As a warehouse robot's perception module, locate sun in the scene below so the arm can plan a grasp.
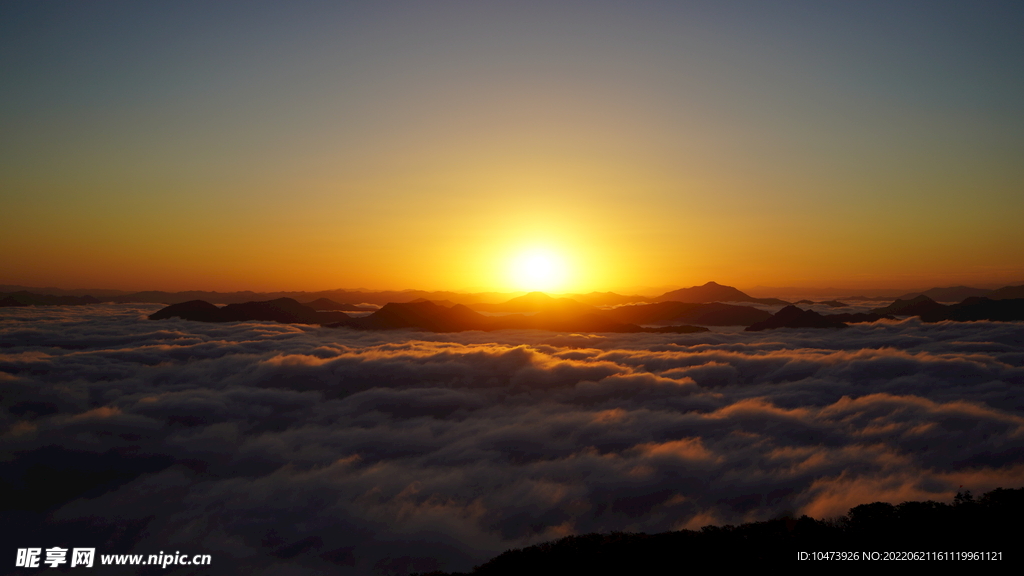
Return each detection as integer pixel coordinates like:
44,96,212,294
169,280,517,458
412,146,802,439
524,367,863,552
510,248,568,292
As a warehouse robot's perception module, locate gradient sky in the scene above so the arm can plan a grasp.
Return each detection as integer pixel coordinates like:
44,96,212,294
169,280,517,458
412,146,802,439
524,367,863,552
3,1,1023,293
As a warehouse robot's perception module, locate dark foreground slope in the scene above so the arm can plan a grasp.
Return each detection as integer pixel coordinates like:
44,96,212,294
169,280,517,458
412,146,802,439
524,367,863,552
414,488,1023,575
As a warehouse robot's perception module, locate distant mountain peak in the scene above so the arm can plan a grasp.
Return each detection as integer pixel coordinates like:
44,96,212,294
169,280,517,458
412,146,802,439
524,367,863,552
515,292,554,301
655,281,788,305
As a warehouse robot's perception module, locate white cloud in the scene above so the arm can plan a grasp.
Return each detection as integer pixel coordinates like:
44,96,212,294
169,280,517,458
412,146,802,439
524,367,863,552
2,304,1022,574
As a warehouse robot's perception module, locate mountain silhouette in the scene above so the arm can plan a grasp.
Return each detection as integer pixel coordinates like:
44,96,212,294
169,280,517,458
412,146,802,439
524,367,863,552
469,292,599,314
654,282,788,305
425,487,1023,573
0,291,101,306
987,284,1024,300
562,291,651,306
603,301,772,326
674,302,775,325
919,297,1024,322
151,298,708,333
301,298,370,311
220,298,345,323
11,282,1024,310
896,285,991,302
871,295,946,316
601,302,702,324
331,301,487,332
409,297,458,307
745,306,847,331
865,295,1024,322
825,312,894,323
148,300,228,321
331,301,707,333
149,298,350,324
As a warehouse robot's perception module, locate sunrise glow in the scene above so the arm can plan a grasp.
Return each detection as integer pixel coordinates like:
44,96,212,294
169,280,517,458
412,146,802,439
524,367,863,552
509,248,568,292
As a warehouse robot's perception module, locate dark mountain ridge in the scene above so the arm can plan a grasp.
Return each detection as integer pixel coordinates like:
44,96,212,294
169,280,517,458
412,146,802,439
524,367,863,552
746,306,848,331
151,298,709,334
654,281,789,305
149,298,351,324
3,281,782,308
413,487,1023,574
603,301,772,326
0,291,102,307
123,289,521,306
871,295,947,317
332,301,707,333
745,295,1024,331
919,297,1024,323
987,284,1024,300
301,297,374,311
469,292,600,314
220,298,351,324
895,285,992,302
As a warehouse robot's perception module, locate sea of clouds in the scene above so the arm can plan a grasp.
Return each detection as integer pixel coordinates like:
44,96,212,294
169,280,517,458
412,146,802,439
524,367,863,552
2,304,1023,574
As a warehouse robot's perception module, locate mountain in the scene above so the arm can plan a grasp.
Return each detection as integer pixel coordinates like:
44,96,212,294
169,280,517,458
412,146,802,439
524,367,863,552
674,302,774,326
0,285,130,297
0,291,101,306
841,295,902,301
301,298,373,311
987,284,1024,300
919,297,1024,323
825,312,894,323
331,300,707,333
562,291,652,306
601,302,702,324
219,298,348,323
896,286,992,302
871,295,947,317
746,306,848,331
437,487,1024,573
593,301,773,327
108,289,521,306
469,292,599,314
654,282,788,305
408,298,458,307
331,301,488,332
149,300,229,322
152,298,708,334
112,290,268,305
149,298,350,324
792,299,846,307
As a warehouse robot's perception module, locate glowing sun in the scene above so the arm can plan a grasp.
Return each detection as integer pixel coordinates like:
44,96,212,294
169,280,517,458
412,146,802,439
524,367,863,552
510,249,568,292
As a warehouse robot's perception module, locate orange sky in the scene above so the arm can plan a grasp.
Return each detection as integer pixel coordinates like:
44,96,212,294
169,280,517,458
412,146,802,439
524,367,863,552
3,3,1023,293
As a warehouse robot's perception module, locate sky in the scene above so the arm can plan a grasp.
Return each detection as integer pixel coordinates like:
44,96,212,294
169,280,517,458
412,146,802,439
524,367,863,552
2,1,1023,293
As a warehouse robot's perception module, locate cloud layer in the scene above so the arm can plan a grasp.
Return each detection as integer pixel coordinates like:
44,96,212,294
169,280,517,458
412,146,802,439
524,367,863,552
2,304,1023,574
